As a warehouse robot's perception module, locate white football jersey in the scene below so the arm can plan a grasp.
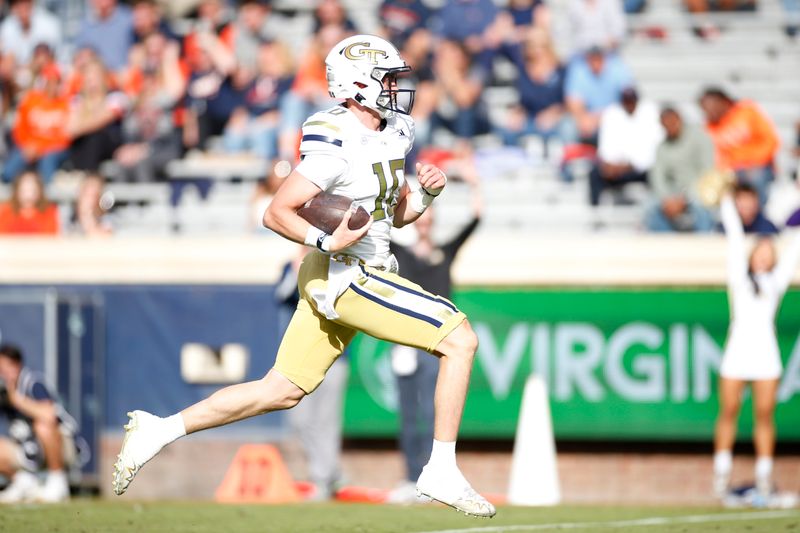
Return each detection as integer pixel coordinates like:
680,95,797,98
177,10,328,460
299,104,415,265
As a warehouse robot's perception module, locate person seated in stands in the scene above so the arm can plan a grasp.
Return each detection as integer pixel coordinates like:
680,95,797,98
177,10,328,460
223,39,294,162
313,0,357,35
589,87,663,206
379,0,432,46
488,0,550,48
181,2,239,151
0,0,61,86
112,34,186,182
565,46,634,144
74,0,134,73
0,170,59,235
644,107,716,232
131,0,178,44
229,0,274,80
67,59,127,172
0,344,80,503
498,27,568,152
699,87,779,206
567,0,627,54
70,173,113,236
183,0,234,59
2,62,69,184
721,182,779,235
437,0,500,56
429,39,490,145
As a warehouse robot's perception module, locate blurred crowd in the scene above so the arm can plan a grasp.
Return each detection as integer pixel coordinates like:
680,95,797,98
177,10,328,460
0,0,797,237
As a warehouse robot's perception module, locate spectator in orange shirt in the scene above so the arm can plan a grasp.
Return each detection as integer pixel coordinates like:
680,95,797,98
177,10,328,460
0,170,59,235
2,63,69,184
700,87,779,205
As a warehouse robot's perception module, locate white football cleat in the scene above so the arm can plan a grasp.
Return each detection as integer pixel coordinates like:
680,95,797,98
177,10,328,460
416,466,496,518
0,471,40,504
112,410,168,496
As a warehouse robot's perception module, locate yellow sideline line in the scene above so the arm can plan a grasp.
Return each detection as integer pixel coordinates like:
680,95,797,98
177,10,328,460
416,510,800,533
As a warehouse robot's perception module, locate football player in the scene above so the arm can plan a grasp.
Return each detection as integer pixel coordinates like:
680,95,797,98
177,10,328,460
113,34,495,518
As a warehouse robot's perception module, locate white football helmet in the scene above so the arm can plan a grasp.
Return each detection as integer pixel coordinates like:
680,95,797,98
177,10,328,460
325,34,415,117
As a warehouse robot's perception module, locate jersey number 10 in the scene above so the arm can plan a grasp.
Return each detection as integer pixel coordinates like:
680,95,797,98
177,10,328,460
371,159,404,221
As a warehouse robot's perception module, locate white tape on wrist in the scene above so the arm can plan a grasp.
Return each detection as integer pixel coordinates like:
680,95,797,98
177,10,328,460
304,226,325,247
409,187,436,214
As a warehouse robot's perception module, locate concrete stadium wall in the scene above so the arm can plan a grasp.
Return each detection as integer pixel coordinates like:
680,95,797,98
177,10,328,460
3,234,800,286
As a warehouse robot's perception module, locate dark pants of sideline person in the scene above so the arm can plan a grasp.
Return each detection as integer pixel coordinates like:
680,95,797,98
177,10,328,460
396,349,439,482
589,166,648,206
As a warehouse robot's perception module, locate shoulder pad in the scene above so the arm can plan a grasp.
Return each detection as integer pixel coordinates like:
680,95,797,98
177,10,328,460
300,106,349,156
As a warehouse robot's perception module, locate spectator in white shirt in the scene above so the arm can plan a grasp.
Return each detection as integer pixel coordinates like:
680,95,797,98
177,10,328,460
0,0,61,66
589,87,663,206
567,0,627,54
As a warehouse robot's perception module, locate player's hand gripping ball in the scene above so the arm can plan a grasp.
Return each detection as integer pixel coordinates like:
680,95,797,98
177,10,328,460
297,192,371,234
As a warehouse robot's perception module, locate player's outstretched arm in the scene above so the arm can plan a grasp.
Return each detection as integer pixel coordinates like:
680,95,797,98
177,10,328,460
263,169,371,252
393,162,446,228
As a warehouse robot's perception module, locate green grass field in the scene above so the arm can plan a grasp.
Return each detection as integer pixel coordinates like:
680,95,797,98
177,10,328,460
1,501,798,533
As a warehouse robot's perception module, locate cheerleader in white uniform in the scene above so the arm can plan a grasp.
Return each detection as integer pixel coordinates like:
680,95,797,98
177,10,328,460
713,195,800,499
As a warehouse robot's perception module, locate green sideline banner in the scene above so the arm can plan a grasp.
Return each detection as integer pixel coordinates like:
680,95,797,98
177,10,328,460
343,288,800,441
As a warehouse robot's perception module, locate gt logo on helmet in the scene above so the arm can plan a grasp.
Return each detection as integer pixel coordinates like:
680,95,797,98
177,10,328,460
343,42,388,65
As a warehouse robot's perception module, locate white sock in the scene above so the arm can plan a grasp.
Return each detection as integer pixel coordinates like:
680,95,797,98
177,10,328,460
714,450,732,475
46,470,67,486
163,413,187,443
755,456,773,481
427,439,457,470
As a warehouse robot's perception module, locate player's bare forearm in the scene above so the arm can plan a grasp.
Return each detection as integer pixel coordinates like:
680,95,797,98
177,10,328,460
394,162,446,228
262,169,322,244
393,190,423,227
263,169,372,252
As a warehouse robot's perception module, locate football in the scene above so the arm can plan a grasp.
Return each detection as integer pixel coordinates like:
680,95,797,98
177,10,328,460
297,192,371,234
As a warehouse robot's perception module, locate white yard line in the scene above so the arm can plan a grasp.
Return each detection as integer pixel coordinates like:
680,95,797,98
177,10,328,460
416,509,800,533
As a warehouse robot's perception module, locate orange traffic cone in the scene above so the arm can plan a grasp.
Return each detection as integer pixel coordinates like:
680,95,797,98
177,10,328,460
214,444,301,503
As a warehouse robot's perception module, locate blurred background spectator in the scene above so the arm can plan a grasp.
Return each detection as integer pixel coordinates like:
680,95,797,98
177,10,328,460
436,0,499,58
498,27,568,153
223,39,293,161
131,0,178,44
428,40,490,146
644,107,716,233
67,58,126,172
75,0,134,73
565,46,633,144
725,182,779,235
589,87,662,207
379,0,432,46
0,170,58,235
110,34,186,182
2,62,68,184
0,0,61,80
699,87,780,206
567,0,627,54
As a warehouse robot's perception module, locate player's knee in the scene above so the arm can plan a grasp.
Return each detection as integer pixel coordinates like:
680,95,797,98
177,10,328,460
444,320,478,362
